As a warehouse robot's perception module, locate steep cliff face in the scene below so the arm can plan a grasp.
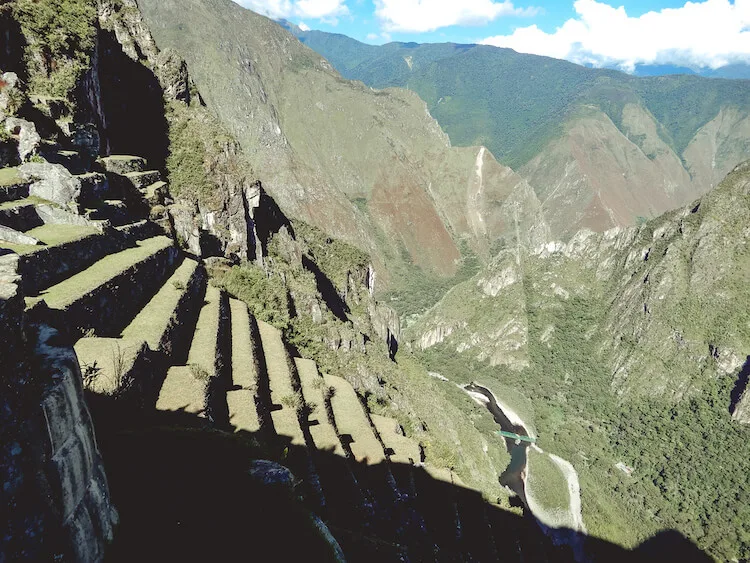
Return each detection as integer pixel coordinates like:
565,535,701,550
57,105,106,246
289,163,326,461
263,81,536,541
135,0,550,285
1,253,117,562
413,161,750,400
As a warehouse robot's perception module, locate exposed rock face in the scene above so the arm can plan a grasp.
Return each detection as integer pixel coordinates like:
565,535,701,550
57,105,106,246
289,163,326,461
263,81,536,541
413,162,750,400
154,48,191,104
411,251,529,369
4,117,40,162
0,254,117,561
20,163,82,209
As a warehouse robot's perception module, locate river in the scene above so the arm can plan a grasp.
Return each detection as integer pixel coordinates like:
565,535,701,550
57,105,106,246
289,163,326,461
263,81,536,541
463,383,532,503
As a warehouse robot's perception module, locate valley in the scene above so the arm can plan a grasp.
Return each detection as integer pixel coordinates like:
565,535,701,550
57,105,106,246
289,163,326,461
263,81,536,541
0,0,748,561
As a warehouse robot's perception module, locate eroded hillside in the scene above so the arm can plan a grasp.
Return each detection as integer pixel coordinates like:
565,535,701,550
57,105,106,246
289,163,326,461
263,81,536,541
136,0,549,290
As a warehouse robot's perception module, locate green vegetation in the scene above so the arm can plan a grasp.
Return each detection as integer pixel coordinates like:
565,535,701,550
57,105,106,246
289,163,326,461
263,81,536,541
165,102,248,210
213,262,291,328
416,175,750,560
0,167,22,187
526,449,570,515
13,0,96,100
381,241,481,318
296,32,750,169
293,221,369,289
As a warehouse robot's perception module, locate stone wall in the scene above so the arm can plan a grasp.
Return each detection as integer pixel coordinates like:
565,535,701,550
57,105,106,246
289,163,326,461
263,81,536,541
0,251,117,561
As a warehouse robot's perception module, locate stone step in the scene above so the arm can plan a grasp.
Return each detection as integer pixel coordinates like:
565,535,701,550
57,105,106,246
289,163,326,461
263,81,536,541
84,200,130,226
27,236,179,337
141,181,168,206
96,155,146,175
370,415,420,465
226,299,261,434
156,285,228,419
76,172,112,206
40,147,90,175
123,170,161,190
257,320,306,447
295,358,345,457
0,167,30,202
0,198,44,232
323,374,386,465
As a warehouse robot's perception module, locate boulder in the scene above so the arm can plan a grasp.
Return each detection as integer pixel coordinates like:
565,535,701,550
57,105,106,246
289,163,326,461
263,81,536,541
0,225,40,246
4,118,41,162
155,48,191,104
247,460,297,495
20,163,82,208
0,72,20,115
96,155,146,175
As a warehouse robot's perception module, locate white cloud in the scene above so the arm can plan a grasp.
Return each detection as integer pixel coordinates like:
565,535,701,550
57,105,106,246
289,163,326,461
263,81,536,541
234,0,349,21
366,32,379,40
298,21,311,30
374,0,540,33
481,0,750,72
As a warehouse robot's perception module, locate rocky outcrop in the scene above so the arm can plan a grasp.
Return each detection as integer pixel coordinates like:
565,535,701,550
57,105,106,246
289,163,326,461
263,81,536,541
20,163,82,208
0,253,117,562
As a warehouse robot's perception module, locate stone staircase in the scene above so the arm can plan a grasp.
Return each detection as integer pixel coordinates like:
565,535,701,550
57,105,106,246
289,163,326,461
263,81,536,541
0,150,505,561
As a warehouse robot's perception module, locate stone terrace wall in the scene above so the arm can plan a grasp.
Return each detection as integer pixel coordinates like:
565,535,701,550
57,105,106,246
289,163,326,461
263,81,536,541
0,251,117,562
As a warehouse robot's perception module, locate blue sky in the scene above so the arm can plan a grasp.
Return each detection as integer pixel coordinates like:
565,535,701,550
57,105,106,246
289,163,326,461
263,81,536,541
235,0,750,71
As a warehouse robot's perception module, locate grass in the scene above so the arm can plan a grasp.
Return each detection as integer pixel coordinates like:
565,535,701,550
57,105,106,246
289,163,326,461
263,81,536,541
0,168,22,187
0,196,53,210
323,373,386,465
257,319,307,446
75,337,141,395
371,414,421,465
526,448,571,516
157,366,207,414
295,358,345,456
26,223,98,244
33,236,172,307
229,298,257,389
1,224,99,255
186,285,221,373
122,258,198,349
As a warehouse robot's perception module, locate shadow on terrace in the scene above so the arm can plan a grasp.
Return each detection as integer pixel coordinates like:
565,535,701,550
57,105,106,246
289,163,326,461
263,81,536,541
86,392,712,563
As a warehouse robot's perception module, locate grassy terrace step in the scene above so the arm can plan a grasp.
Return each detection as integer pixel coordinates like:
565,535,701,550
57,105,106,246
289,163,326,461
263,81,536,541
96,155,146,175
323,374,385,465
0,198,44,232
124,170,161,190
226,299,261,434
27,236,178,336
76,258,204,398
370,415,420,465
295,358,345,456
157,286,229,422
122,258,203,351
0,167,29,203
141,181,168,206
257,320,306,447
156,366,207,416
4,224,99,255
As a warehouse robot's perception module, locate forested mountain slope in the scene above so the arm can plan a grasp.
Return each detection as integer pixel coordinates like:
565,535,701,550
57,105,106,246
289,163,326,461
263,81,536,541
137,0,550,289
290,27,750,239
409,161,750,560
